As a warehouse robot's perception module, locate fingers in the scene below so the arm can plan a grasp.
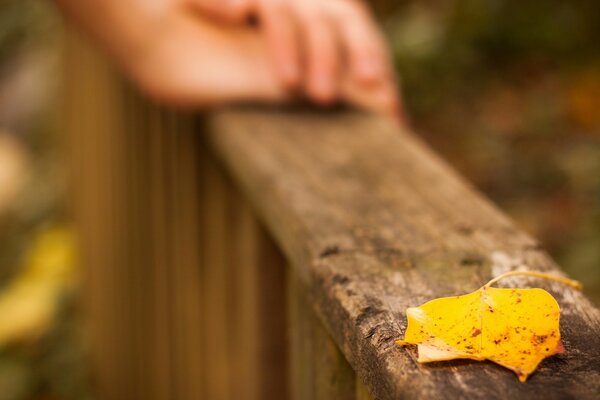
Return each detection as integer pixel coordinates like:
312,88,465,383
325,0,405,123
295,2,339,103
328,1,387,85
259,0,301,87
189,0,405,122
282,0,401,118
259,0,340,102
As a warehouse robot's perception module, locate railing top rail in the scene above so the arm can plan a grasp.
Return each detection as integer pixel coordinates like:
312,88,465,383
207,107,600,399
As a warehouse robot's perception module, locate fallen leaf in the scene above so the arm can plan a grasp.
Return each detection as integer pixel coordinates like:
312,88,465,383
396,271,582,382
0,225,76,346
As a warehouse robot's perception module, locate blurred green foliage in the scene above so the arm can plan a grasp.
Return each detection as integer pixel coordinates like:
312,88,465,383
386,0,600,303
0,0,54,70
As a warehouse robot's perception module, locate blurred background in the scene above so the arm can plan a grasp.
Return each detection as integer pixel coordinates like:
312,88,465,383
0,0,598,398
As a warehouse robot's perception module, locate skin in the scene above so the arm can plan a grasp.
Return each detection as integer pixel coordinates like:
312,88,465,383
53,0,404,121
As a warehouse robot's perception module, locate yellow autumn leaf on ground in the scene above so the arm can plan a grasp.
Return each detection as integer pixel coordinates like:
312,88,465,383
0,225,76,346
396,271,582,382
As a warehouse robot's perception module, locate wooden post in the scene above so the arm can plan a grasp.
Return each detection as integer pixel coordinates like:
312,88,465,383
288,274,356,400
201,150,289,400
227,194,288,400
356,380,375,400
64,29,288,400
312,302,356,400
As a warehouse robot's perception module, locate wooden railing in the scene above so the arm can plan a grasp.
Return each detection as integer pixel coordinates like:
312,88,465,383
63,26,600,400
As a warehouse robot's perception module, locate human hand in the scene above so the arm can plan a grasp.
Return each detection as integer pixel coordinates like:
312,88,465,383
54,0,403,121
187,0,401,115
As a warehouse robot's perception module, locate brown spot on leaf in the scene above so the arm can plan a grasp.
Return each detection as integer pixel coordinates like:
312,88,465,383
534,335,547,344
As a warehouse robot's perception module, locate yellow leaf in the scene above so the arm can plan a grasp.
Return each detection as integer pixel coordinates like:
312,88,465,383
0,225,76,346
396,271,582,382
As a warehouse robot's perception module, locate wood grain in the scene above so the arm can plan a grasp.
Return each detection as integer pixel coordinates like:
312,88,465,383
208,107,600,399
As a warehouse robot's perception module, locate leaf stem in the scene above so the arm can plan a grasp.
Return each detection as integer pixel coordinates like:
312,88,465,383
484,270,582,290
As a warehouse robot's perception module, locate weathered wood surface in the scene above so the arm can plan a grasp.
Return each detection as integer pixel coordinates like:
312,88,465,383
208,108,600,399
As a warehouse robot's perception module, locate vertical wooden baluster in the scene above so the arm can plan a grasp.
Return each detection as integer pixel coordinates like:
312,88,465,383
313,316,356,400
165,108,182,399
64,30,132,399
171,116,204,399
134,96,152,400
288,273,356,400
201,150,233,400
123,83,141,399
288,273,315,400
356,379,375,400
255,223,288,400
229,195,288,400
147,106,174,400
199,140,290,400
164,110,183,399
229,200,260,400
